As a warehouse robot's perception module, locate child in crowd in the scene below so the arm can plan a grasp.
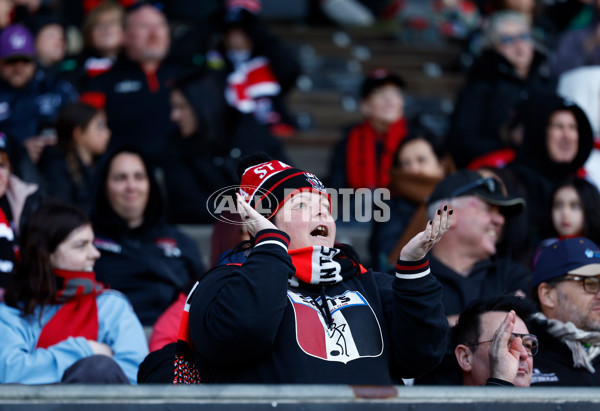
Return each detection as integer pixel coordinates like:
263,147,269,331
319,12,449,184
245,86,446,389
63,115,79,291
38,101,111,214
535,178,600,263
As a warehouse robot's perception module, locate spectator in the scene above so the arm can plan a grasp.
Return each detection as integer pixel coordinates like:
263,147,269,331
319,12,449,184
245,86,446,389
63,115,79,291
62,1,125,90
530,237,600,385
537,178,600,253
329,68,407,192
147,211,249,353
0,132,42,297
506,94,594,261
447,11,555,169
177,154,451,384
213,0,301,137
426,169,529,324
0,201,147,384
164,71,288,224
27,13,67,78
370,131,455,272
464,0,558,62
37,101,111,214
453,295,537,386
91,145,204,327
555,65,600,189
84,3,191,168
0,24,78,163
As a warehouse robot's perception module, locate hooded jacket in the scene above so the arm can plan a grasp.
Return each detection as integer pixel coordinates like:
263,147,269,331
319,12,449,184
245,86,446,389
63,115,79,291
163,70,288,224
507,94,594,252
91,145,204,326
447,48,556,168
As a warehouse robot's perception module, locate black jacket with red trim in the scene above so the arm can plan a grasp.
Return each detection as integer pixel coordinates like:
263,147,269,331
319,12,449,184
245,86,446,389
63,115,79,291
188,229,448,384
84,55,192,167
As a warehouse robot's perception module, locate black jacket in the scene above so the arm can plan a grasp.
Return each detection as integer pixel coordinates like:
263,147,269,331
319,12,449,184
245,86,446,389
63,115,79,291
529,318,600,386
430,255,531,317
38,145,96,214
447,49,556,168
91,146,204,326
506,94,594,256
189,230,449,384
163,70,289,224
85,55,191,167
0,67,78,144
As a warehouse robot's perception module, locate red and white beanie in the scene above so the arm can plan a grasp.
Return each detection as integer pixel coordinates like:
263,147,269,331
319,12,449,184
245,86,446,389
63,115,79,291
239,159,330,219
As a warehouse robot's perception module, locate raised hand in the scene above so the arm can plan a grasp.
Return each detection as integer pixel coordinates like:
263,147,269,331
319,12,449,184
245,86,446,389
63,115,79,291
488,310,520,383
236,193,277,237
400,204,452,261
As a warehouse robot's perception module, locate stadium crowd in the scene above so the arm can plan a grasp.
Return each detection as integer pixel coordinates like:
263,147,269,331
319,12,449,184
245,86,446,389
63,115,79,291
1,0,600,388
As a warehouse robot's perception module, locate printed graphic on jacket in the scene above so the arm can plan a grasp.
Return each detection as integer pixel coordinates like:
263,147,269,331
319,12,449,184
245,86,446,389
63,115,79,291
531,368,559,384
287,290,383,364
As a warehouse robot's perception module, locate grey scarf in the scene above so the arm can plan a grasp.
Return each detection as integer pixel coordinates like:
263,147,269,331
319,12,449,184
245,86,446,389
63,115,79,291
534,312,600,373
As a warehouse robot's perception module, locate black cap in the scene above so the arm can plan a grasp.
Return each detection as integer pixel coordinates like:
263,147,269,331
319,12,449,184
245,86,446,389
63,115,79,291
427,170,525,215
360,68,405,99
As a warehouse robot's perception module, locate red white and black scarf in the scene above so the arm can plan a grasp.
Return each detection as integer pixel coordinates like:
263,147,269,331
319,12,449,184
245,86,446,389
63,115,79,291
173,245,365,384
288,246,366,286
36,269,104,349
225,56,280,114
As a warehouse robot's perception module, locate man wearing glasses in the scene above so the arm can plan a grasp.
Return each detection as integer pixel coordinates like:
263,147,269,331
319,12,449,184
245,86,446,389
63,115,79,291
453,295,537,386
426,170,529,325
529,237,600,386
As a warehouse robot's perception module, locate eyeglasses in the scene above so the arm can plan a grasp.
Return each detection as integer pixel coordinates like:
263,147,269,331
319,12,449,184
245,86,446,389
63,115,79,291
467,333,538,357
551,275,600,294
449,177,497,199
498,33,532,46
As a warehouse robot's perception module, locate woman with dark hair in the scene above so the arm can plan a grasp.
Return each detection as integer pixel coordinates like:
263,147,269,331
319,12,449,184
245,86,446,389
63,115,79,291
38,102,111,213
370,131,454,272
506,94,594,263
534,178,600,265
91,145,204,327
0,201,147,384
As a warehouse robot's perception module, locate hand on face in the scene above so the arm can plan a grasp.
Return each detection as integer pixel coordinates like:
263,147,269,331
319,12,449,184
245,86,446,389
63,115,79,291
400,204,452,261
236,193,277,237
488,310,526,384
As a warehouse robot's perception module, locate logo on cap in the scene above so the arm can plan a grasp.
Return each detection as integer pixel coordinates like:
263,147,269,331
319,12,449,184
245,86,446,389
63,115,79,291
304,172,326,193
9,33,26,50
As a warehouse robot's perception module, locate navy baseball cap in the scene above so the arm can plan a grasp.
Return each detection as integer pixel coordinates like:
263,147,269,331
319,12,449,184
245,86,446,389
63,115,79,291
427,170,525,216
532,237,600,289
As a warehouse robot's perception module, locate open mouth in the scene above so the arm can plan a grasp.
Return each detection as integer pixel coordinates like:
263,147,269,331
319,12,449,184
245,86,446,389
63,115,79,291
310,225,328,237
